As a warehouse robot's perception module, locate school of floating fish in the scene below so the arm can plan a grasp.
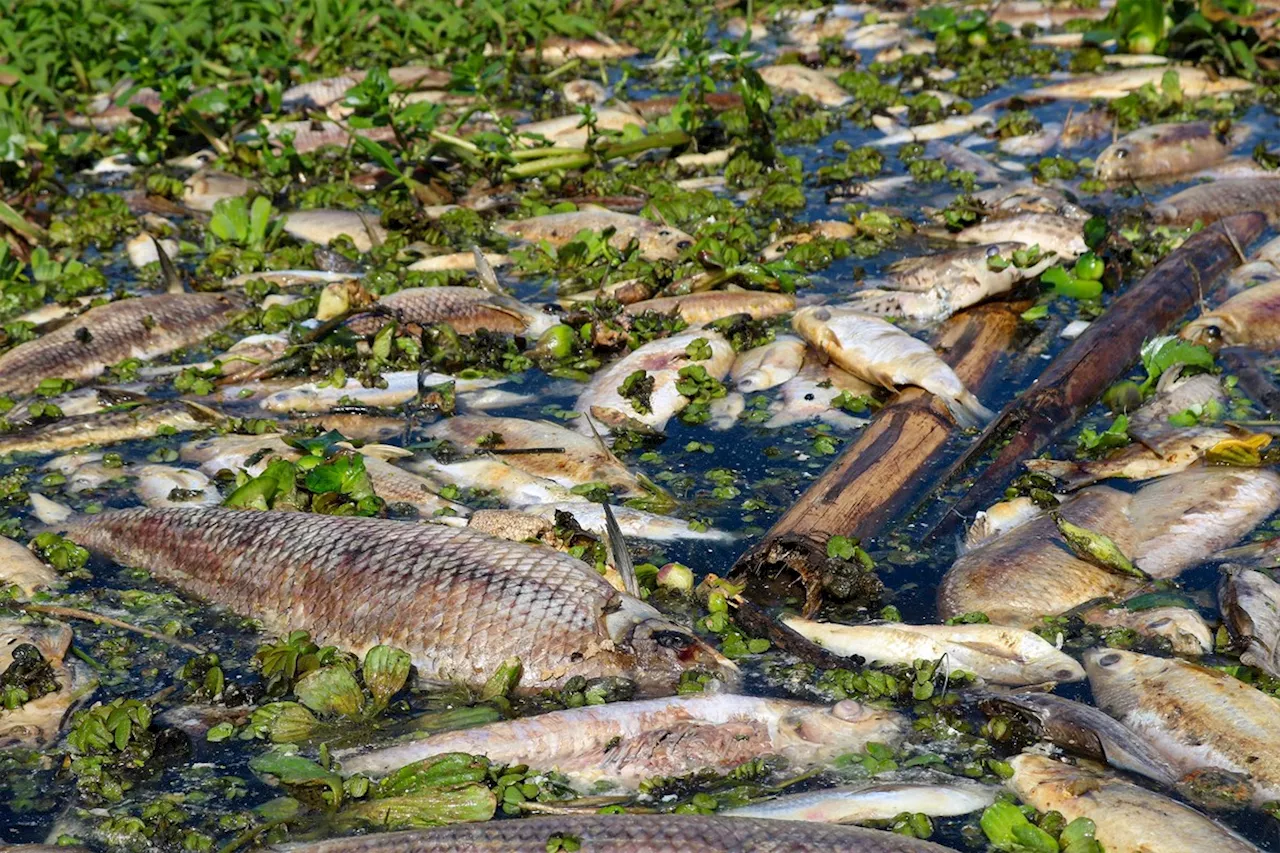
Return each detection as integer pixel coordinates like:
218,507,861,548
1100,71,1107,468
11,1,1280,851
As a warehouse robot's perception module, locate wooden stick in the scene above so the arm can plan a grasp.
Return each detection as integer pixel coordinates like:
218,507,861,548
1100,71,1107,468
919,212,1266,546
17,603,205,654
729,300,1024,615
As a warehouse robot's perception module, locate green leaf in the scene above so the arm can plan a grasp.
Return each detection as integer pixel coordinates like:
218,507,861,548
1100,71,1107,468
981,801,1059,853
1140,336,1215,392
355,135,403,178
249,751,343,804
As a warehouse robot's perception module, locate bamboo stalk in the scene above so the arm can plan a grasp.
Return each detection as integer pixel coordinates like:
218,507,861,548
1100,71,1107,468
729,300,1025,615
919,212,1266,545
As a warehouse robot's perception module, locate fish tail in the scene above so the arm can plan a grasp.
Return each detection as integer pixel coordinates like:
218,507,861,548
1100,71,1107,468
1023,459,1094,489
818,410,871,431
946,391,995,429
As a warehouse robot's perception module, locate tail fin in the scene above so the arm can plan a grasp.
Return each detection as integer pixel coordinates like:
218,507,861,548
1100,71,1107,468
1024,458,1094,489
946,391,996,429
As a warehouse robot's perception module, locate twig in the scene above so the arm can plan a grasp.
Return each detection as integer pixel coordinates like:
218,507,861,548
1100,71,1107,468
17,603,205,654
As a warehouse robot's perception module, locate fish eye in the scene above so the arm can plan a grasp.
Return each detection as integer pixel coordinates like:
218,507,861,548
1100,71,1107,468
985,245,1001,257
1114,148,1129,159
1096,652,1121,667
1205,325,1222,340
804,393,816,401
652,629,691,649
676,240,692,250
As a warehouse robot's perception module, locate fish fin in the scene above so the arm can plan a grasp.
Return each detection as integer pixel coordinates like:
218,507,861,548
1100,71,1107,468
1024,458,1093,489
179,400,229,424
844,288,907,316
471,245,505,295
152,236,186,293
818,410,871,431
945,391,995,429
29,493,74,526
602,501,640,598
338,441,413,460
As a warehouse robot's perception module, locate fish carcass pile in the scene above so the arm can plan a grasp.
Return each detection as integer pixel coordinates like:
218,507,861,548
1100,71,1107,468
13,0,1280,851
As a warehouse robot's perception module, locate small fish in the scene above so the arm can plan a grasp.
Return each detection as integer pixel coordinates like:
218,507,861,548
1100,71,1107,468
562,78,608,107
518,36,640,64
1220,568,1280,678
991,1,1109,28
782,618,1084,685
253,121,398,155
969,183,1091,220
132,464,221,508
623,291,796,327
59,507,736,696
496,210,693,262
926,140,1006,184
0,401,225,456
731,335,808,393
1060,107,1114,148
981,692,1181,786
344,287,556,337
1150,178,1280,227
1007,754,1262,853
255,371,509,413
574,331,735,433
425,415,646,496
1095,122,1243,182
793,306,994,427
1076,600,1213,656
274,814,957,852
0,537,58,595
1032,66,1253,100
0,618,98,748
943,212,1087,261
765,352,875,429
1086,647,1280,803
524,503,734,543
406,252,510,273
1025,427,1238,488
223,270,362,289
722,778,997,823
182,169,259,213
282,209,387,252
996,122,1063,158
0,293,247,396
871,113,995,146
516,108,645,150
1181,280,1280,349
758,65,852,107
962,496,1045,553
338,694,905,788
408,454,580,507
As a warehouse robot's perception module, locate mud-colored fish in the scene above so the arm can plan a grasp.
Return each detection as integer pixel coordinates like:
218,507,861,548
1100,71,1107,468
783,618,1082,685
338,693,904,787
516,108,645,150
1086,647,1280,803
1008,754,1261,853
0,401,225,456
1077,601,1213,656
871,113,995,147
1151,178,1280,227
1060,107,1115,149
1181,281,1280,349
724,778,995,823
0,537,58,595
997,122,1063,158
0,293,246,396
344,287,555,337
1033,66,1253,100
425,415,646,496
981,692,1181,785
253,121,398,155
732,335,808,393
406,252,510,273
943,213,1087,261
1095,122,1243,182
524,503,734,543
793,306,994,427
623,291,796,327
282,209,387,252
518,36,640,64
224,270,361,289
1220,568,1280,678
274,814,957,852
182,169,259,213
496,210,693,262
969,183,1090,220
255,371,510,413
574,331,735,433
765,352,876,430
408,454,580,507
59,508,735,695
991,1,1109,28
280,67,449,111
758,65,852,107
0,618,97,748
1025,427,1237,488
926,140,1006,184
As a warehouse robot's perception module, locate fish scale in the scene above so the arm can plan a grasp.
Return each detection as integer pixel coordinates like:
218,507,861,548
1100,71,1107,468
345,286,543,336
0,293,246,395
60,507,731,694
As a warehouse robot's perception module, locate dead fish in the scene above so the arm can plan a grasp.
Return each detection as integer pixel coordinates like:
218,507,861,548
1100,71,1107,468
1220,568,1280,678
182,169,259,213
408,454,581,507
1181,280,1280,349
782,618,1083,685
524,503,734,543
338,693,905,788
425,415,646,496
942,213,1087,261
961,496,1045,553
0,537,58,595
253,120,398,155
516,108,645,150
996,122,1063,158
574,331,735,433
926,141,1006,184
1086,647,1280,803
1025,427,1238,488
125,233,179,269
1095,122,1244,182
1033,66,1253,100
1077,600,1213,656
562,78,608,107
224,270,362,289
344,287,555,337
282,209,387,252
1151,178,1280,227
0,618,97,748
723,778,995,823
0,293,247,396
0,401,225,456
980,692,1181,786
256,371,509,413
758,221,858,262
765,352,876,430
991,1,1110,28
1060,107,1114,148
731,335,808,393
758,65,852,107
793,306,994,427
1007,754,1261,853
60,508,735,695
132,464,220,508
824,176,916,202
623,292,796,327
969,183,1091,220
406,252,510,273
281,67,449,111
1127,372,1227,446
273,814,957,852
871,113,995,147
496,210,693,262
519,36,639,64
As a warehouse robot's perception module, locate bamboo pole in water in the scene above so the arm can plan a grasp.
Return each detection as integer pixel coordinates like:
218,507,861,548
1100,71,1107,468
729,300,1025,616
918,212,1266,545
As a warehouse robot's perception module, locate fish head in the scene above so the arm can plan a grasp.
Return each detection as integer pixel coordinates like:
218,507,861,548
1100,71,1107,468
776,699,907,760
1180,312,1243,349
1083,647,1162,710
1094,142,1134,181
606,600,739,695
